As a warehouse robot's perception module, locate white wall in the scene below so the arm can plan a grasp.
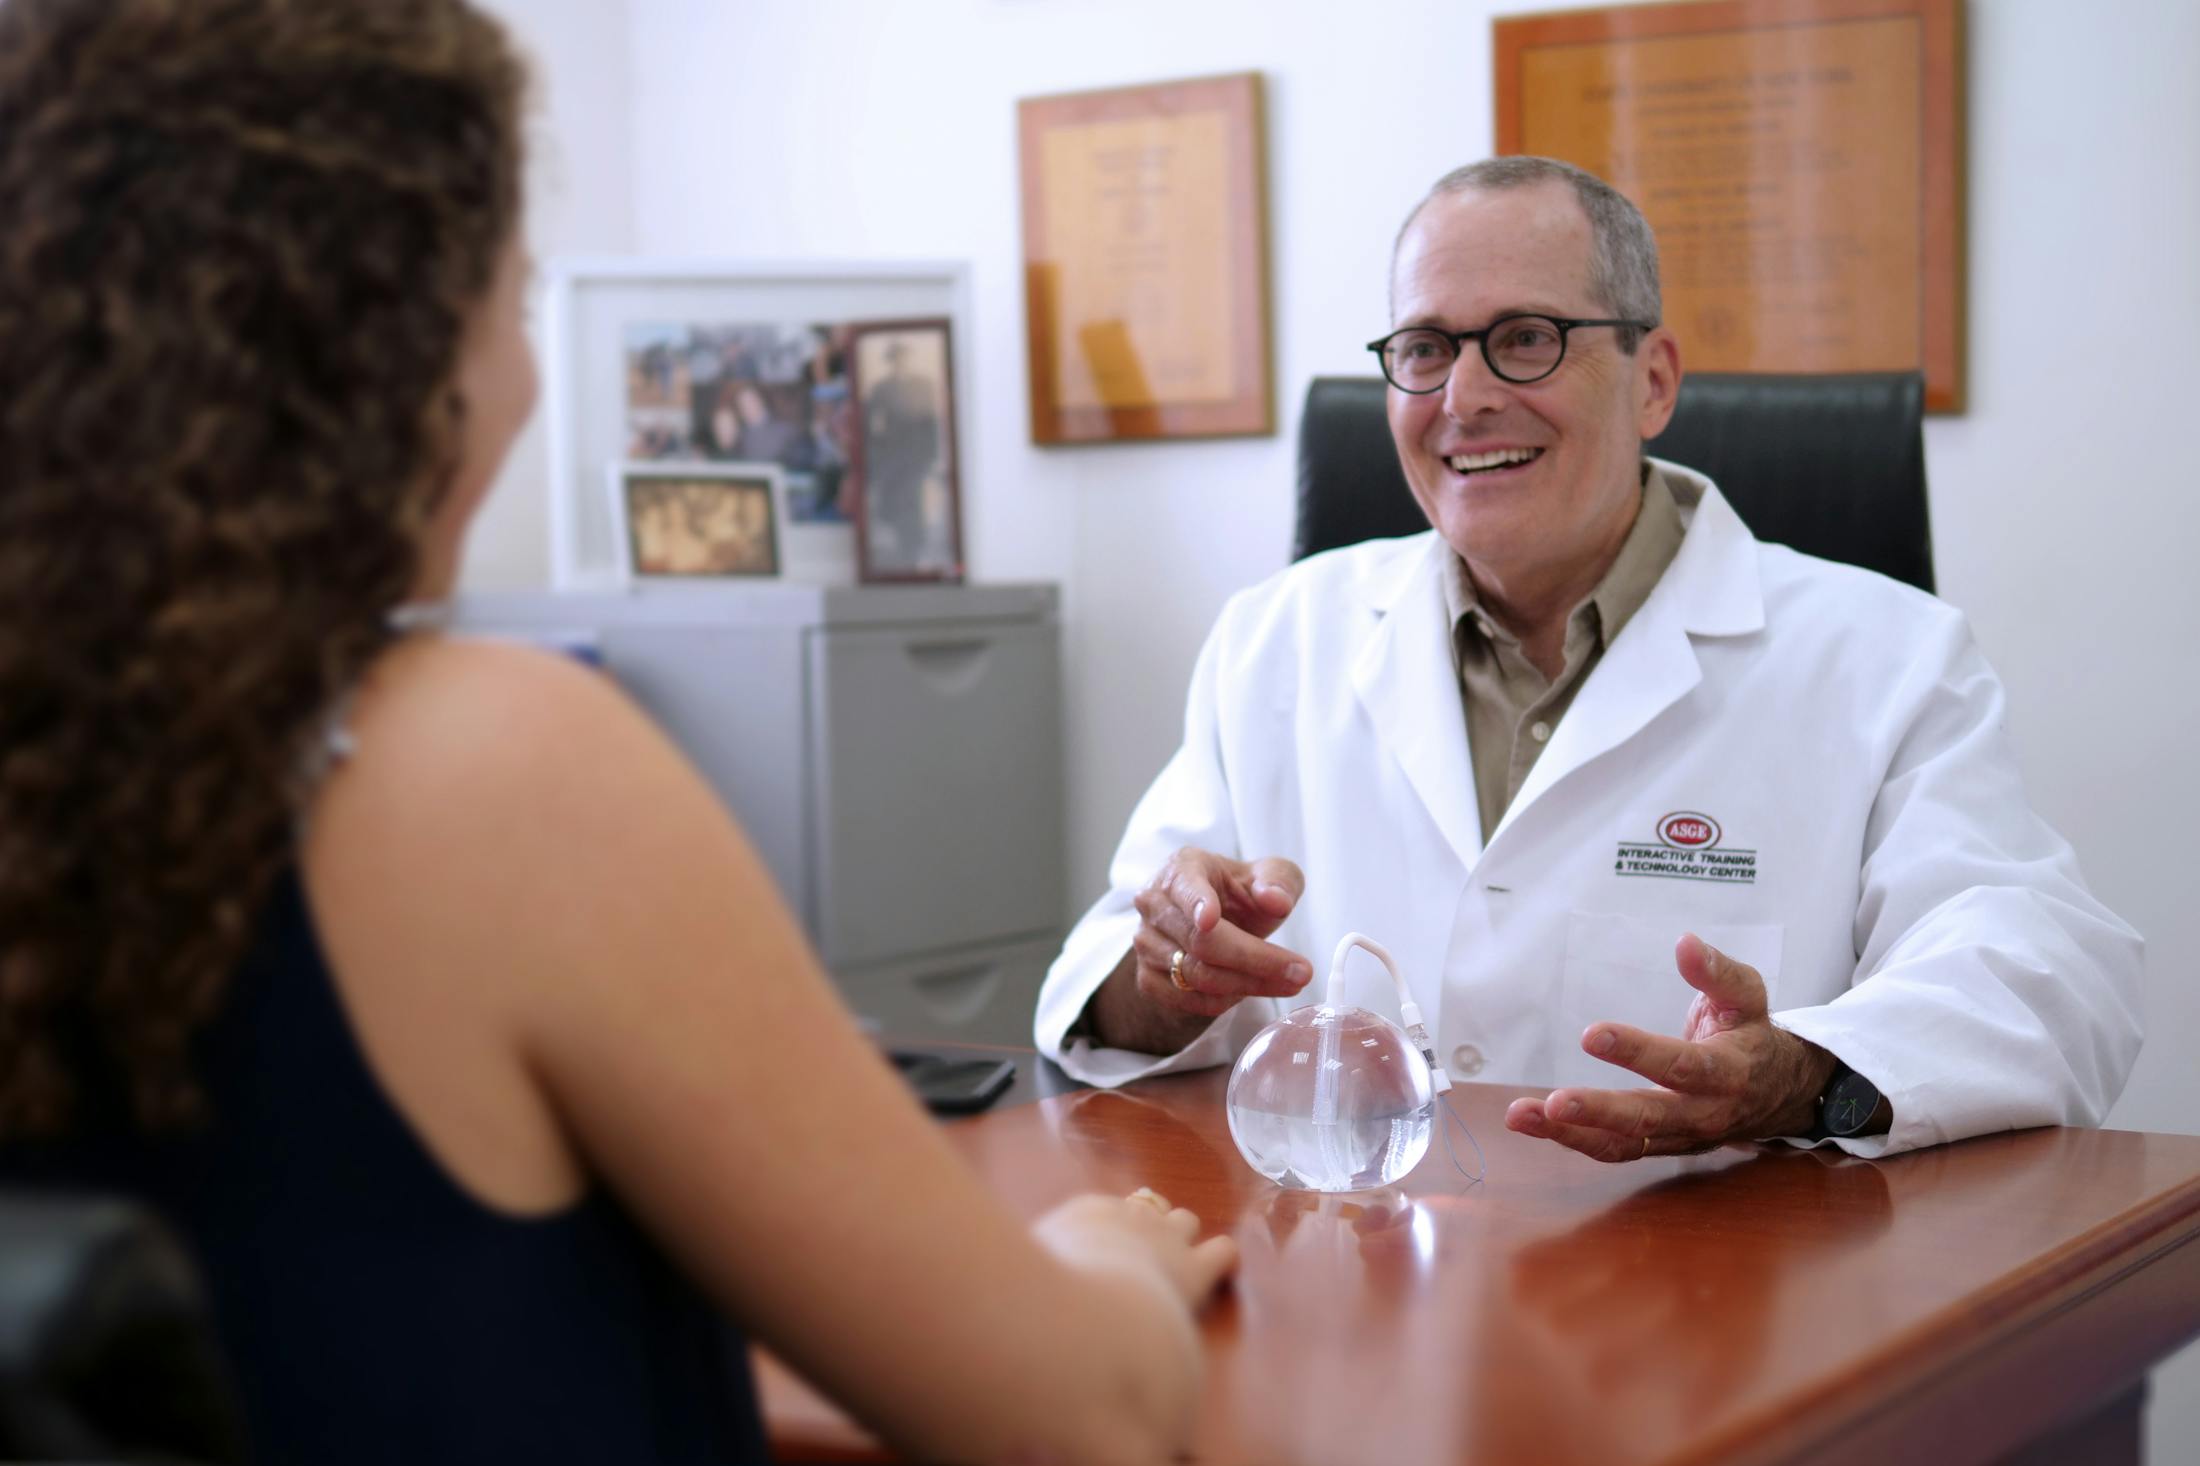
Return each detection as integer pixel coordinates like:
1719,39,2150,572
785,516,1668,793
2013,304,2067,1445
616,0,1503,915
461,0,635,590
479,0,2200,1449
1938,0,2200,1148
1940,3,2200,1445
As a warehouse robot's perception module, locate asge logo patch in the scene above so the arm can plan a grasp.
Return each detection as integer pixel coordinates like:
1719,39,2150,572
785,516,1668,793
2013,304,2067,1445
1616,812,1757,884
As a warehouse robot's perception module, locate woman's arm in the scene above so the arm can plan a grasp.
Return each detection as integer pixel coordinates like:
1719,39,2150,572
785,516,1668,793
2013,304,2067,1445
303,636,1231,1465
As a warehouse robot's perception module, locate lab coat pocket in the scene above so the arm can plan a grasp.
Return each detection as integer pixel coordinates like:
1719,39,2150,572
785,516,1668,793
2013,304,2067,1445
1560,912,1785,1048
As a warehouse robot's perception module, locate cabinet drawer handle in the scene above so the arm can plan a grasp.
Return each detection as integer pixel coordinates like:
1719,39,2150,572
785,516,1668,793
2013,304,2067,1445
901,638,992,693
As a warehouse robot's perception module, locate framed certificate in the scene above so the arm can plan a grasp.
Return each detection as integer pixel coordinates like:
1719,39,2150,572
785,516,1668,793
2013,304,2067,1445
1495,0,1965,411
1018,72,1274,444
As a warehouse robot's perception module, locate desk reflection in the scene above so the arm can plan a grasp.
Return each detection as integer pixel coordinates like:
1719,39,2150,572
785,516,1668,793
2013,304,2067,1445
1474,1149,1894,1462
763,1074,2200,1466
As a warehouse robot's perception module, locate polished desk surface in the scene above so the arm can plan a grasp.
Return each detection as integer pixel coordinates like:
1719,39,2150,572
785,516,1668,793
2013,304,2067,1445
763,1064,2200,1466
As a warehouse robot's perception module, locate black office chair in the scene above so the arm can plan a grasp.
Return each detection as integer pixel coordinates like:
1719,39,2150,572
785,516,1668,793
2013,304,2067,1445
1292,371,1934,593
0,1193,247,1462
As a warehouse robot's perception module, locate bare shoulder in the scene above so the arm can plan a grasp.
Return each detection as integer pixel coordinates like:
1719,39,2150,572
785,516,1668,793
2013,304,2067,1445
293,638,740,1213
332,634,662,791
302,633,738,962
314,633,706,833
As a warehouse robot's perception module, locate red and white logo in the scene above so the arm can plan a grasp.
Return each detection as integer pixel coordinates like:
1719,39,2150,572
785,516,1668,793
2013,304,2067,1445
1656,811,1722,849
1617,813,1754,884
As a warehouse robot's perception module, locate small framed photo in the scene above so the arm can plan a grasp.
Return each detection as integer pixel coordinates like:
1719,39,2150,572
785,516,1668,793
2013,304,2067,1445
614,461,783,580
850,318,964,583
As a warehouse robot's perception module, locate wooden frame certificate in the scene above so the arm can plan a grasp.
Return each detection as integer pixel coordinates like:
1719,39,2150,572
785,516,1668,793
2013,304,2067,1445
1018,72,1274,444
1496,0,1965,411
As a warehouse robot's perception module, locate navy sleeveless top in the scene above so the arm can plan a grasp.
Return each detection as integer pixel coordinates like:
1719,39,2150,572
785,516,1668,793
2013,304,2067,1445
0,868,772,1464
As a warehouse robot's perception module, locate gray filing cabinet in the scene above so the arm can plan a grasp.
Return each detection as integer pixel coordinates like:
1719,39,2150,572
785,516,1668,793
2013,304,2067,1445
450,583,1065,1044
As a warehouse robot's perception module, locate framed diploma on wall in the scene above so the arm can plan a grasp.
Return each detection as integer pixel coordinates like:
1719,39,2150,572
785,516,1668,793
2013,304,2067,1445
1017,72,1274,445
1495,0,1966,412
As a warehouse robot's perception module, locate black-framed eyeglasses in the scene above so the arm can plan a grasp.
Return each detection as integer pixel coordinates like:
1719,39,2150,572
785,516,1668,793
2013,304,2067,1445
1365,314,1656,392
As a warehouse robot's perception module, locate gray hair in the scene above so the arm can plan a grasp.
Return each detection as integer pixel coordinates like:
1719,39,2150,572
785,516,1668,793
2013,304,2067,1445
1393,156,1661,353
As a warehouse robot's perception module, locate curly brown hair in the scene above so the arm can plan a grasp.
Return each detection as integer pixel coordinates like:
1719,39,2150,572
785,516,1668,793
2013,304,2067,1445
0,0,526,1138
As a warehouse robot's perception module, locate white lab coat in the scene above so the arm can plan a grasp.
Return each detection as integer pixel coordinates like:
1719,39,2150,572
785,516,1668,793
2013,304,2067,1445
1036,464,2143,1157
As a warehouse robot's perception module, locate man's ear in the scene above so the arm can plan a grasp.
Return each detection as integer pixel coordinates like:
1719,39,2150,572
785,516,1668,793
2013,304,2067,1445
1635,326,1683,441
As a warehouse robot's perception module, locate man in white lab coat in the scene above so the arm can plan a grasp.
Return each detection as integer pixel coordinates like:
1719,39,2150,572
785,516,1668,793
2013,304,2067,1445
1034,157,2142,1159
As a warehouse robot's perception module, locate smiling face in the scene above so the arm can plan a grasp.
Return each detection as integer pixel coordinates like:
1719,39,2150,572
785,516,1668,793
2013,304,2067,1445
1386,181,1680,612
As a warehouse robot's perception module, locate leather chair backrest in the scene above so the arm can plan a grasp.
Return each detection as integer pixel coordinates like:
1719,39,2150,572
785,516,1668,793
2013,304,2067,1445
1293,371,1934,593
0,1193,246,1463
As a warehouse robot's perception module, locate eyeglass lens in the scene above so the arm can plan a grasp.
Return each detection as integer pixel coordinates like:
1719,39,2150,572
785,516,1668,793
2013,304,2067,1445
1382,316,1566,390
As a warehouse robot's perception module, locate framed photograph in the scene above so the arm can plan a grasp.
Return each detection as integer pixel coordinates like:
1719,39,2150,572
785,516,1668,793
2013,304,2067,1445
1017,72,1274,445
614,462,782,580
850,319,964,584
1494,0,1965,411
544,260,973,587
621,320,854,523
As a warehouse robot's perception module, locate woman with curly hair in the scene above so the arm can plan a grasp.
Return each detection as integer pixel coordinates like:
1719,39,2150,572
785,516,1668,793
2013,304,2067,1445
0,2,1232,1462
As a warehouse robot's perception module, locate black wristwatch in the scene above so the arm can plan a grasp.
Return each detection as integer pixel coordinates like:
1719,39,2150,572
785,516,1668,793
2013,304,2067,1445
1813,1063,1892,1140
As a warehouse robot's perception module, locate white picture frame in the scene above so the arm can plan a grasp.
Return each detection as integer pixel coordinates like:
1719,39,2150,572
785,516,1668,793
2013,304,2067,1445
542,258,975,589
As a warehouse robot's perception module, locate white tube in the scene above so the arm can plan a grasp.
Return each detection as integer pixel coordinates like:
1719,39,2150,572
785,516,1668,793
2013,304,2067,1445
1327,931,1451,1095
1327,931,1406,1007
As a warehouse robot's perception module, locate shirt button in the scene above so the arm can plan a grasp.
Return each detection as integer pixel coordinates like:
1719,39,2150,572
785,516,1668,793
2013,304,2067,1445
1449,1043,1485,1076
1530,721,1551,742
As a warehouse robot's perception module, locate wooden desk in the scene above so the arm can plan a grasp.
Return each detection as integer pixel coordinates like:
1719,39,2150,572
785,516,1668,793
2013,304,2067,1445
761,1070,2200,1465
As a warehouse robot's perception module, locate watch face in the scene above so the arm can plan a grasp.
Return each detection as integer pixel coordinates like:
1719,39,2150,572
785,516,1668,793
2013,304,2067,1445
1823,1070,1881,1136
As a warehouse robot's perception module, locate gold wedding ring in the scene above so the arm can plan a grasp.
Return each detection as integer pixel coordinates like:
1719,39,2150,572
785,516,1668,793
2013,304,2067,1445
1169,948,1192,991
1640,1135,1651,1159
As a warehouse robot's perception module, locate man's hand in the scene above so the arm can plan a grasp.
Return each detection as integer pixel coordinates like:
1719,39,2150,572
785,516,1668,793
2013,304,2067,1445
1504,933,1838,1161
1084,848,1312,1055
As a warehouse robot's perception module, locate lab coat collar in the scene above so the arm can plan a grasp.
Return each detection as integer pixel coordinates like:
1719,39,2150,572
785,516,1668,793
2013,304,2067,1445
1640,459,1766,639
1347,459,1765,865
1349,533,1487,872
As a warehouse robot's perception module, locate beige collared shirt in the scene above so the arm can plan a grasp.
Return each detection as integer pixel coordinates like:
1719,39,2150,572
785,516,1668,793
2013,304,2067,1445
1442,464,1688,842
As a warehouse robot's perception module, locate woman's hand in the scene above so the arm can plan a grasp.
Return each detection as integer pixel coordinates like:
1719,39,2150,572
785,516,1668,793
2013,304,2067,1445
1033,1190,1237,1308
